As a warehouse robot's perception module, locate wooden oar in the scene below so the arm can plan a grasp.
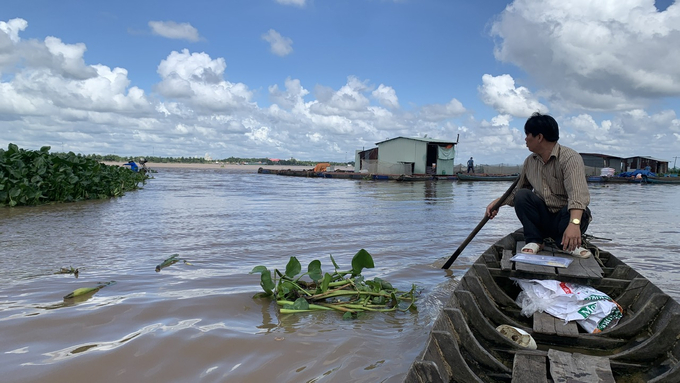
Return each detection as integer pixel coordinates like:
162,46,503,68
441,177,520,269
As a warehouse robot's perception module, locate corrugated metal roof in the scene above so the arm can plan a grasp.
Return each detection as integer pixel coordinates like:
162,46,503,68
376,136,457,145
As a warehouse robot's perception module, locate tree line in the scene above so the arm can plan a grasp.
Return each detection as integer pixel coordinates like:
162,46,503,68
82,154,354,167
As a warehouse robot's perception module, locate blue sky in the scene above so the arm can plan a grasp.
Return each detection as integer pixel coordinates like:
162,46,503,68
2,0,679,166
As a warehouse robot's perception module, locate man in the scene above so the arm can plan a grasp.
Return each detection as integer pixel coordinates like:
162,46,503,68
485,113,592,258
467,157,474,173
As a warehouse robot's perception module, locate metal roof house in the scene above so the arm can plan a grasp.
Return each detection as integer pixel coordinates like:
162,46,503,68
355,136,458,175
625,156,668,174
580,153,626,172
579,153,669,174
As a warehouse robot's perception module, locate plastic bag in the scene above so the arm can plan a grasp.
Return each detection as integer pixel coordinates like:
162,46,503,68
513,278,623,333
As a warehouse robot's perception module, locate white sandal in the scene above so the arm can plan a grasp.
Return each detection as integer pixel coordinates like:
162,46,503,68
521,242,543,254
570,246,592,259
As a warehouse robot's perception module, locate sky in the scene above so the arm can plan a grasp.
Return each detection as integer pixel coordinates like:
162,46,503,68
2,0,680,166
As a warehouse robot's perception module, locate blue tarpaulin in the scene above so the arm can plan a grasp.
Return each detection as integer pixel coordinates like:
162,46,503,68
618,169,656,177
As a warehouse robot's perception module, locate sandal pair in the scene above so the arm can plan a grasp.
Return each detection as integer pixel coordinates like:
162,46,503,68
521,242,592,259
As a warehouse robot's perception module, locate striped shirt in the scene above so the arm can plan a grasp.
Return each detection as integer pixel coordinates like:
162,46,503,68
503,142,590,213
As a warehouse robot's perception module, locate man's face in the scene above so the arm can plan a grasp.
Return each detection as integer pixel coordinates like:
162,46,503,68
525,133,540,153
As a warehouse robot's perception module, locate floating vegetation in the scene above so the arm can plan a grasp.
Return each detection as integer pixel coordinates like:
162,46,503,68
155,254,193,272
250,249,417,319
63,281,116,300
55,267,79,278
0,143,149,207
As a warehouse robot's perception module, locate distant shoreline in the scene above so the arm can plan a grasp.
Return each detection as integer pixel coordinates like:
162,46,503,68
102,162,354,171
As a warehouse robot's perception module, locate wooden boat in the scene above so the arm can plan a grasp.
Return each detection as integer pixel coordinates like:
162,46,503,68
405,230,680,383
587,175,680,184
457,173,519,181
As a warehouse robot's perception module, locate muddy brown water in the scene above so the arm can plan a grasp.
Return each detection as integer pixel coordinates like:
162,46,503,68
1,168,679,383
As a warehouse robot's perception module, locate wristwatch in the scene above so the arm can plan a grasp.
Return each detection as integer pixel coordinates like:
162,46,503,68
570,218,581,225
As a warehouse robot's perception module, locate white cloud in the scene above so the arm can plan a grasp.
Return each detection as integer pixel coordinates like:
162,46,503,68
261,29,293,57
155,49,254,111
275,0,306,7
419,98,466,122
268,77,309,110
479,74,547,117
372,84,400,109
149,21,200,42
0,18,27,44
491,0,680,110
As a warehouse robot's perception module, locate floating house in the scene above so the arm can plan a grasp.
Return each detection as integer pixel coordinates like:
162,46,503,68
580,153,626,172
580,153,669,174
355,137,458,176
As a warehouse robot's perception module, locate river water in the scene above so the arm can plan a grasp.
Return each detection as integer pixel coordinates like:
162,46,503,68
1,168,679,383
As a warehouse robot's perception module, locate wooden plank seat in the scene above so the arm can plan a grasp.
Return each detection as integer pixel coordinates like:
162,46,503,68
512,349,615,383
511,352,547,383
533,311,579,337
547,349,615,383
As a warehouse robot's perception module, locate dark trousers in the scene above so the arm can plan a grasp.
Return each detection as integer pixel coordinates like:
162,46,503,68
467,166,473,173
513,189,590,247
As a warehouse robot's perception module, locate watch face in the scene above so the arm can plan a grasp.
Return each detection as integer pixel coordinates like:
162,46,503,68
572,219,580,225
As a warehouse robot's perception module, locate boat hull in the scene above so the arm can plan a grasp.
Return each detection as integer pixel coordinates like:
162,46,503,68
405,230,680,382
457,173,519,181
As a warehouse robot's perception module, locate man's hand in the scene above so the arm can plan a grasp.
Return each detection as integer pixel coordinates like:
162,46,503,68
486,198,500,219
562,224,582,252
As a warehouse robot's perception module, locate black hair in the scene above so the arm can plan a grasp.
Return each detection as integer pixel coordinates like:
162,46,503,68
524,112,559,142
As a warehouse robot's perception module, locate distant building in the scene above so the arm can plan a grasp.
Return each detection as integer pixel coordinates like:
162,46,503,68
580,153,626,172
625,156,668,173
355,136,458,175
580,153,669,174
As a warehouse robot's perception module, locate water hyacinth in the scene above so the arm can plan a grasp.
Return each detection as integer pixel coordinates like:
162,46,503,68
63,281,116,300
250,249,417,319
0,143,149,207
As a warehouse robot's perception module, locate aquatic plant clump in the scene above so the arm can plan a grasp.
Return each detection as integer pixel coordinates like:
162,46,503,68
0,143,149,207
250,249,417,319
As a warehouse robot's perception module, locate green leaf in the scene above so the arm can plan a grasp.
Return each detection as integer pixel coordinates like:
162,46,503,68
278,280,296,299
250,265,268,274
250,265,274,295
307,259,323,281
286,297,310,311
376,277,393,290
329,254,340,270
351,249,374,276
321,272,332,293
285,256,302,278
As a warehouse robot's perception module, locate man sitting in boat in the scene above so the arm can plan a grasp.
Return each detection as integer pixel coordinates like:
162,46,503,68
485,112,592,258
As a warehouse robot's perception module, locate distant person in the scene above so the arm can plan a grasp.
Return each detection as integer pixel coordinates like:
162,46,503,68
467,157,474,173
485,112,592,258
123,161,139,172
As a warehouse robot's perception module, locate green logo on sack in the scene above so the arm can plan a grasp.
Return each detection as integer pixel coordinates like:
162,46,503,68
578,303,597,318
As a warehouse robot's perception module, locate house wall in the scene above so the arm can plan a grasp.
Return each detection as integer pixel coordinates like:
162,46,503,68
378,139,428,174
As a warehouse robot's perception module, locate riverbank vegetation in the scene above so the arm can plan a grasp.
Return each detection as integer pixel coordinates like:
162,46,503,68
1,144,148,207
84,153,353,167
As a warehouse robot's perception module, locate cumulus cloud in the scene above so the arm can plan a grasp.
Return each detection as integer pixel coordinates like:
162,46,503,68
490,0,680,110
268,77,309,110
155,49,254,111
372,84,400,109
261,29,293,57
419,98,466,122
0,18,27,44
149,21,201,42
479,74,547,117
